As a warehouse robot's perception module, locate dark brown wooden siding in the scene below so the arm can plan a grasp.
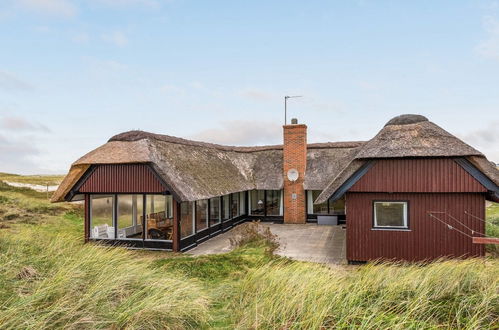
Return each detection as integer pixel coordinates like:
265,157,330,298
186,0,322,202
346,192,485,261
78,164,166,193
350,158,486,193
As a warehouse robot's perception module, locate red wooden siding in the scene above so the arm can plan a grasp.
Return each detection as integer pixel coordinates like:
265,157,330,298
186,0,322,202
78,164,166,193
350,158,486,193
346,192,485,261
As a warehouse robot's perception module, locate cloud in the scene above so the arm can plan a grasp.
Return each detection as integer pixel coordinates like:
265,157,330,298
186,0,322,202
0,116,50,132
71,32,90,43
476,16,499,60
189,120,282,146
83,56,128,71
459,121,499,162
92,0,163,8
0,71,34,92
34,25,51,33
0,134,42,174
160,84,185,96
16,0,77,17
101,30,129,47
461,121,499,145
239,88,275,102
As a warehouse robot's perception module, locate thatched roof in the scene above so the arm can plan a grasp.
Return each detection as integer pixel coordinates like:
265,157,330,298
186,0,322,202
355,115,483,159
52,130,363,202
53,114,498,204
315,114,498,204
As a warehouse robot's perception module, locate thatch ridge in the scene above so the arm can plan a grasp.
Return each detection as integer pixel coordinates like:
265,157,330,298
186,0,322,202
384,114,428,126
109,130,363,152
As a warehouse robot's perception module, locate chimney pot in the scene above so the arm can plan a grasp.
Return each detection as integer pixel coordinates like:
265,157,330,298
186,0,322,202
291,118,298,124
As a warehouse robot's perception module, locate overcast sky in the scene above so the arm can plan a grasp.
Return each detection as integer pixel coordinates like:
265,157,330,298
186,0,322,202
0,0,498,174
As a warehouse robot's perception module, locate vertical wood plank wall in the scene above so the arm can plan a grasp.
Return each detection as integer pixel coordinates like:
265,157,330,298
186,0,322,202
349,158,487,193
79,164,166,193
346,193,485,261
346,158,488,262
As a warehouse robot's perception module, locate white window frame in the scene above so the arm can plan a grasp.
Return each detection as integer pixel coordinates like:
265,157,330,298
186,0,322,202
373,201,408,229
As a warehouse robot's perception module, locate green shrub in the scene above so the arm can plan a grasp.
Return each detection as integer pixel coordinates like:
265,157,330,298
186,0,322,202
228,221,279,254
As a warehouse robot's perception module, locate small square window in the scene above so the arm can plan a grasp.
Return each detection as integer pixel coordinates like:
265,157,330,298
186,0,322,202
373,201,408,229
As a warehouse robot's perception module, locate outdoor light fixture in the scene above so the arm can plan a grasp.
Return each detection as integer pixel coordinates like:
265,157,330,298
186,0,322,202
284,95,302,125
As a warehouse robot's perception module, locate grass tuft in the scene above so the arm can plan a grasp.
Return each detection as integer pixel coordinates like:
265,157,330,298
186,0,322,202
0,226,211,329
231,259,499,329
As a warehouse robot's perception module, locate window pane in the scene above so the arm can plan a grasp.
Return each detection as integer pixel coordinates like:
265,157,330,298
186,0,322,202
266,190,281,216
250,190,265,215
222,195,230,220
196,199,208,232
166,195,173,218
210,197,221,226
312,190,328,214
329,197,345,214
375,202,407,228
90,195,114,239
231,193,239,218
117,195,143,240
146,195,172,240
180,202,194,238
239,191,246,215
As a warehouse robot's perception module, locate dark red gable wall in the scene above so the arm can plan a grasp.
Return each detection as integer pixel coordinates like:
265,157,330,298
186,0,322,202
346,192,485,261
78,164,166,193
350,158,486,193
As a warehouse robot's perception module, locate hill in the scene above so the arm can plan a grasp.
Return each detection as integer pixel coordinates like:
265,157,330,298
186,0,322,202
0,175,498,329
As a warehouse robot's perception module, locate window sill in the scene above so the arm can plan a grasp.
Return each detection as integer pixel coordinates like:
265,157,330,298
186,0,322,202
371,228,411,232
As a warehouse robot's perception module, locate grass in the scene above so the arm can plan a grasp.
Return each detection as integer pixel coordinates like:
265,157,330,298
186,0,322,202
0,222,211,329
0,173,64,186
232,260,498,329
0,175,498,329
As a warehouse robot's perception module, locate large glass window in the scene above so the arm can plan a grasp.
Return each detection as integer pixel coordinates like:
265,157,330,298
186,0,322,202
146,195,173,240
222,195,230,220
239,191,246,216
250,190,265,215
231,193,239,218
330,198,345,214
180,202,194,238
307,191,346,215
117,195,143,240
266,190,281,216
373,201,408,229
308,190,328,214
210,197,221,226
90,195,114,239
196,199,208,232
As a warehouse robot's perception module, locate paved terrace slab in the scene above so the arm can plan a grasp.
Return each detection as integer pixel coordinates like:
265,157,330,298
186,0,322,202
188,223,346,265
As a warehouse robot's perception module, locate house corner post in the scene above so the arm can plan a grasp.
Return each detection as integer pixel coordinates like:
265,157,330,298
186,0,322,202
172,200,181,252
84,194,90,243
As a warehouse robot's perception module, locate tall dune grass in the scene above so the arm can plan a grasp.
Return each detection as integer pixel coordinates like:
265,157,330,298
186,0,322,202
0,227,210,329
232,259,499,329
1,179,498,330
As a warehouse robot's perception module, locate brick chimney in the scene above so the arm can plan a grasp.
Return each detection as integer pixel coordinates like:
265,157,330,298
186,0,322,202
283,118,307,224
